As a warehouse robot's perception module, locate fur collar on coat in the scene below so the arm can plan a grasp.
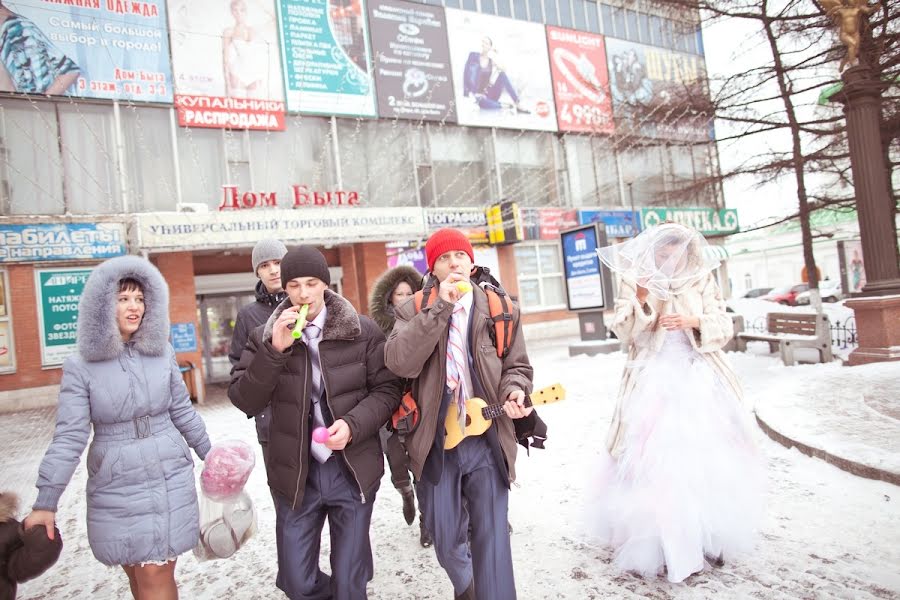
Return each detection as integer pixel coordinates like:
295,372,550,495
76,255,170,362
0,492,18,523
263,289,361,343
368,265,423,337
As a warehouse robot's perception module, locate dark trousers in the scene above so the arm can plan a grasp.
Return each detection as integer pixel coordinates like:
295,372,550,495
273,457,377,600
380,425,412,489
417,435,516,599
476,72,520,109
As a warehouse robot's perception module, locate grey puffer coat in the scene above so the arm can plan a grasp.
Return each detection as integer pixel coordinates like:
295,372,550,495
33,256,211,567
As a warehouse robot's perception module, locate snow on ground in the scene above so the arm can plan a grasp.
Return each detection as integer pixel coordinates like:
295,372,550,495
10,342,900,599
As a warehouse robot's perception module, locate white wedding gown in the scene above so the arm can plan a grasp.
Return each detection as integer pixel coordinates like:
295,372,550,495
592,330,765,583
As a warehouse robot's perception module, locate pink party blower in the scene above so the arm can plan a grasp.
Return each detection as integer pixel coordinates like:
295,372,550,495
312,427,330,444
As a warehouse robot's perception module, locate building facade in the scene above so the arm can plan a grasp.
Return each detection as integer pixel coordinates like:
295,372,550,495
0,0,734,405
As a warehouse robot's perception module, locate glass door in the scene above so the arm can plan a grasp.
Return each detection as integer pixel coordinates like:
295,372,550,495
197,293,254,383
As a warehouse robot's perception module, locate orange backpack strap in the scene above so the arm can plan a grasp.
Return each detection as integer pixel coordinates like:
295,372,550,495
482,285,514,359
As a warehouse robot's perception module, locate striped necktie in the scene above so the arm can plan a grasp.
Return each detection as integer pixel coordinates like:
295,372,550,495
446,303,468,434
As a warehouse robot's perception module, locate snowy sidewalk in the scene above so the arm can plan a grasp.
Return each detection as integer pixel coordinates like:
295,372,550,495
744,354,900,486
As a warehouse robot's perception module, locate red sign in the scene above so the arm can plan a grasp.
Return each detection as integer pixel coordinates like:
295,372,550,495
546,27,614,134
219,185,360,210
175,95,286,131
521,207,578,240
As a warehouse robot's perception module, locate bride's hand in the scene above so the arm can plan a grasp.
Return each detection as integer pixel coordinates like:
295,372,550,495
635,281,650,304
659,314,700,331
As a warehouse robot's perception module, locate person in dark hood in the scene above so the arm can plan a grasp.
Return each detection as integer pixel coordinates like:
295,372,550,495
368,264,434,548
229,238,288,466
0,491,62,600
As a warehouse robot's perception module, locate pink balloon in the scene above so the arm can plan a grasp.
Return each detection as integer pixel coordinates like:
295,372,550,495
312,427,330,444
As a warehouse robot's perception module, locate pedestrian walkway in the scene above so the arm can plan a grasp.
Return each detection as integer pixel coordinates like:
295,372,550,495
751,358,900,486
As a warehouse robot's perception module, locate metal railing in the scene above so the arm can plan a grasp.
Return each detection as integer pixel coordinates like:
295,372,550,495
740,314,858,350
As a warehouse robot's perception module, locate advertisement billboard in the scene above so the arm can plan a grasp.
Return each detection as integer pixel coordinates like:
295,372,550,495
579,209,640,238
605,38,710,142
34,267,92,367
560,223,609,311
1,0,173,101
368,0,456,122
546,26,613,134
445,8,556,131
278,0,377,116
168,0,285,129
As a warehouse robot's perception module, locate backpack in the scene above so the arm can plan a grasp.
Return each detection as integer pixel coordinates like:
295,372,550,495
390,266,518,438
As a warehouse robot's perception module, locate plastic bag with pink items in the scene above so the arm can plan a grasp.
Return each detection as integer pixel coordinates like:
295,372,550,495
194,441,258,562
200,440,256,502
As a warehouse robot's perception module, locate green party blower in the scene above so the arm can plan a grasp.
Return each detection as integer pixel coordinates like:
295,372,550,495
291,304,311,339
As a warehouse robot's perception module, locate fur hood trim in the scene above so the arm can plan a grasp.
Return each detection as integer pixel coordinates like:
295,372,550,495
368,265,423,336
263,289,360,343
77,255,170,362
0,492,19,522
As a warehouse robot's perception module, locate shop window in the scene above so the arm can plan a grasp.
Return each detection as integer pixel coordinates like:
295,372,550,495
542,0,558,25
481,0,497,15
585,0,599,33
176,127,226,208
619,145,666,207
496,0,512,18
58,103,120,214
527,0,543,22
600,4,613,35
338,119,418,207
514,242,567,311
572,0,588,32
0,270,14,374
429,125,495,206
495,130,559,207
558,0,573,28
462,0,477,11
0,99,65,215
120,106,177,212
251,114,335,202
625,9,639,42
512,0,528,20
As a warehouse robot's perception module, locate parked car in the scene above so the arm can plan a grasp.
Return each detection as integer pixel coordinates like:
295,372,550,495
741,287,773,299
761,284,809,306
795,280,843,304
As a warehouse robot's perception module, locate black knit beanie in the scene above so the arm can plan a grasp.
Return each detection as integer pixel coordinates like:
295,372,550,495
280,246,331,288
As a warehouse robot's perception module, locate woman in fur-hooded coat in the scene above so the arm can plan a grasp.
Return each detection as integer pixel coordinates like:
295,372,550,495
368,264,434,545
24,256,210,592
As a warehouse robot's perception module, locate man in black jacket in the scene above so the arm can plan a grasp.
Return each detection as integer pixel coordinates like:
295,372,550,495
229,245,401,600
229,238,288,465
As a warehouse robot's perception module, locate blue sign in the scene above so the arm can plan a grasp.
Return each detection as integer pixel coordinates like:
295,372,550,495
170,322,198,353
579,209,641,238
1,0,174,102
0,223,126,263
561,224,605,310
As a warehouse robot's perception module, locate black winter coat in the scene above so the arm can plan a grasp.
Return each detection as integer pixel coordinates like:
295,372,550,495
229,291,402,509
229,280,287,366
0,494,62,600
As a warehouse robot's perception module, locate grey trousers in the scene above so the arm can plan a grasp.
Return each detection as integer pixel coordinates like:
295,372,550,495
416,435,516,600
274,457,377,600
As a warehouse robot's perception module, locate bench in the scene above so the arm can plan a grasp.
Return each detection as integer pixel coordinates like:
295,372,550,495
736,312,833,366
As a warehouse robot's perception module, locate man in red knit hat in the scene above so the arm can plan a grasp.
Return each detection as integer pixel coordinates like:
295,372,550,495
385,227,536,600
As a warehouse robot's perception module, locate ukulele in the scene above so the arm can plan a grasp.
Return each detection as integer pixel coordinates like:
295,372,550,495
443,384,565,450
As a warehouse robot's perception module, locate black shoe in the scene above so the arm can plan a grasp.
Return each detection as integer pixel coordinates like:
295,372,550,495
705,553,725,567
419,518,433,548
507,521,513,536
399,484,416,526
515,105,531,114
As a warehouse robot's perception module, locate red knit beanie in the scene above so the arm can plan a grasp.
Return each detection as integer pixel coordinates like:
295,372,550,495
425,228,475,273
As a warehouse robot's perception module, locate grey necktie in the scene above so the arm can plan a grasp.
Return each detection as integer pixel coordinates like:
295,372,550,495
303,323,332,463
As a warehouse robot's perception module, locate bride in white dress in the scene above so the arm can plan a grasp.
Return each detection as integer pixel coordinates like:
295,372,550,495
592,222,765,583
